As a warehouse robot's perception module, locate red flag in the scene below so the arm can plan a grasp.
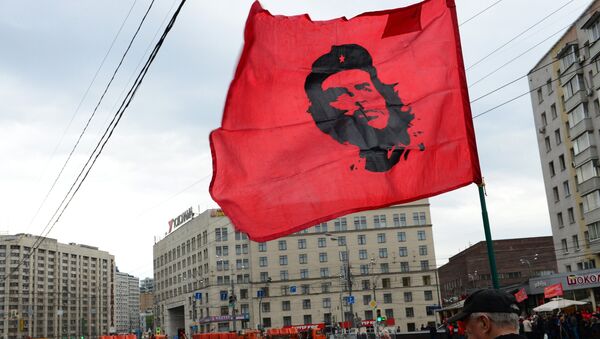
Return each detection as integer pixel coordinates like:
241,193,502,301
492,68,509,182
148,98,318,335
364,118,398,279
210,0,482,241
544,283,564,299
514,288,528,303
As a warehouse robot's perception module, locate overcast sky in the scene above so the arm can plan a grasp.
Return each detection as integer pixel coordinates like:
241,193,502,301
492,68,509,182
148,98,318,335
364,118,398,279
0,0,591,280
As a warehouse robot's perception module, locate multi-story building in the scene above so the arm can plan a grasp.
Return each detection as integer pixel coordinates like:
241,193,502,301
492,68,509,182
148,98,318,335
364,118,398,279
438,236,557,304
140,278,154,294
0,233,115,339
528,0,600,273
153,201,440,336
115,271,140,334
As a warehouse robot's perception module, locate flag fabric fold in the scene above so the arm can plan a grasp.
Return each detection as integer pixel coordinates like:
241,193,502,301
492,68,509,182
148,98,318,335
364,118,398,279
210,0,482,241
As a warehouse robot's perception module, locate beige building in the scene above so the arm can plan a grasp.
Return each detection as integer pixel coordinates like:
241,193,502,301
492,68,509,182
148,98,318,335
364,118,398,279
0,233,115,339
528,0,600,273
153,201,440,335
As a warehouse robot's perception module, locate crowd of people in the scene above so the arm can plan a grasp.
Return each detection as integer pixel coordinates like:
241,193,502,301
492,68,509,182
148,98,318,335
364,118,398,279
517,311,600,339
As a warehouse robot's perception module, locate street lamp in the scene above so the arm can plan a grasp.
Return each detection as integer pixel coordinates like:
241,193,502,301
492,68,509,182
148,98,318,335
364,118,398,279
326,234,354,329
520,254,539,278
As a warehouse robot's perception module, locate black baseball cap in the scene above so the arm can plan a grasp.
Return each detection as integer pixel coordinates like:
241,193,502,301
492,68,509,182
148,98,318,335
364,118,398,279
447,289,520,323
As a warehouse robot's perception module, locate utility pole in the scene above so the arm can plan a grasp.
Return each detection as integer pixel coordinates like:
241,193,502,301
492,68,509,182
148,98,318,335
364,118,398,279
230,276,237,332
327,234,354,329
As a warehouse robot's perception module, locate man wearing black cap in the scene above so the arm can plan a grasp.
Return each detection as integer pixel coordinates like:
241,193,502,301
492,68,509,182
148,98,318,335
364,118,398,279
447,289,526,339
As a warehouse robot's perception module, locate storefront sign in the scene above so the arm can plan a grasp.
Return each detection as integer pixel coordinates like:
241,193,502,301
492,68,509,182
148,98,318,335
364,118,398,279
567,272,600,286
197,313,249,324
168,207,194,233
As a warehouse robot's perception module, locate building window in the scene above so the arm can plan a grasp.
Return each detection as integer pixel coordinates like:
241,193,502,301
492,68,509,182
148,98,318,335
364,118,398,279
383,293,393,303
537,88,543,104
563,181,571,197
573,132,592,155
424,290,433,301
399,247,408,257
393,213,407,227
568,103,589,127
283,316,292,326
302,299,311,309
555,129,562,145
319,253,327,263
589,20,600,42
320,268,329,278
380,263,389,273
300,269,309,279
363,294,372,305
549,161,556,177
568,208,575,224
262,302,271,313
379,248,388,258
354,216,367,230
419,245,428,256
413,212,426,225
583,190,600,213
545,136,551,152
318,238,326,248
417,231,426,241
258,243,267,252
401,262,409,273
299,254,308,264
377,233,386,243
358,234,367,245
589,222,600,241
406,307,415,318
385,309,394,319
340,251,348,262
334,218,347,231
576,160,599,184
280,270,289,280
559,155,566,171
260,272,269,282
402,277,411,287
374,215,387,228
279,255,288,266
359,249,368,260
573,235,580,251
557,213,564,228
561,239,568,254
561,46,579,73
553,187,560,202
321,282,331,293
323,298,331,308
404,292,412,302
303,315,312,325
259,257,268,267
420,260,429,271
298,239,306,249
278,240,287,251
315,222,328,233
541,112,547,127
397,232,406,242
337,236,347,246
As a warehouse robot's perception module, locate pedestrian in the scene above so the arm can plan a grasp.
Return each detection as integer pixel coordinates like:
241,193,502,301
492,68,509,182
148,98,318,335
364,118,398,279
522,317,533,339
447,289,526,339
429,323,438,339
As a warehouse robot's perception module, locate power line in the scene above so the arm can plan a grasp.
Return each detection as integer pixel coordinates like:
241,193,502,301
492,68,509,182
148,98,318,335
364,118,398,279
1,0,187,285
27,0,158,255
24,0,140,235
459,0,504,27
466,0,577,71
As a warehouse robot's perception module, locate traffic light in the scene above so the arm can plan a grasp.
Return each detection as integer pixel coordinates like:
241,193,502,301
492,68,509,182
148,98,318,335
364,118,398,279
376,309,382,322
229,295,236,307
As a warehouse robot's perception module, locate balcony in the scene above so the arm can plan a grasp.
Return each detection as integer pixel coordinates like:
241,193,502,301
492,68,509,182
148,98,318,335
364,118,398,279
570,118,595,139
574,146,599,167
579,177,600,196
585,206,600,225
565,90,588,113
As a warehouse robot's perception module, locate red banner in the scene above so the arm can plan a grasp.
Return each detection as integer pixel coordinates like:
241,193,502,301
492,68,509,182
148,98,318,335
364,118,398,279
514,288,528,303
210,0,482,241
283,323,324,331
544,283,564,299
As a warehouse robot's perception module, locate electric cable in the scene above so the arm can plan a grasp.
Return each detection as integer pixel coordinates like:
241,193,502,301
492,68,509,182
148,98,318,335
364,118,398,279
459,0,504,27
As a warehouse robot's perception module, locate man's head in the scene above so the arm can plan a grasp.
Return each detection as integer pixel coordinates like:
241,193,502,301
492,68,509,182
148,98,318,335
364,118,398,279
448,289,521,339
305,44,414,172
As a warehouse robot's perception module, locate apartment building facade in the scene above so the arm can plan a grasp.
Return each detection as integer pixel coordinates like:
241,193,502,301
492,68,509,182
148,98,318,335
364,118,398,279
0,233,115,339
115,271,140,334
528,0,600,273
153,201,440,336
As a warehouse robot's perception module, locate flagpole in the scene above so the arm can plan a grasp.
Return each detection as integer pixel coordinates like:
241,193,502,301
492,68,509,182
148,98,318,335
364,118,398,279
478,182,500,289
